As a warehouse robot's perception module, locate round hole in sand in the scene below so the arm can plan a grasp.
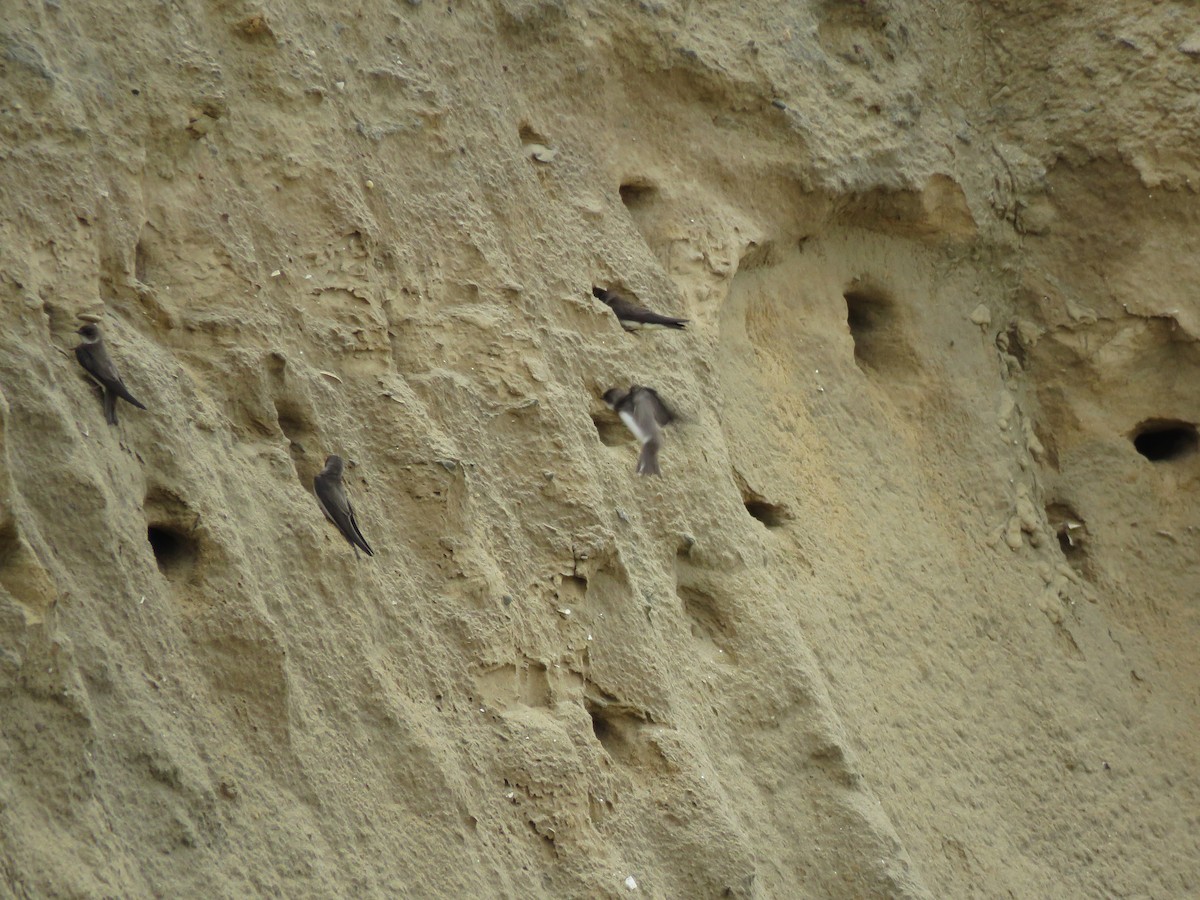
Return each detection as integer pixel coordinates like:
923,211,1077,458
844,282,909,373
147,525,197,576
618,180,656,210
1131,419,1198,462
744,499,789,528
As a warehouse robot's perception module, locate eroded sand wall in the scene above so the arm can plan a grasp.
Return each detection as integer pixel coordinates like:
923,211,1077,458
1,1,1197,897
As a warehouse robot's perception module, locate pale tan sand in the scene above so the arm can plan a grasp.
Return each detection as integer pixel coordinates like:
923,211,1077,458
0,2,1197,897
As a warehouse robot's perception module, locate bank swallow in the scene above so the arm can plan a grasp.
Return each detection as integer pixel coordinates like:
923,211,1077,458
602,385,677,476
593,286,688,331
314,454,375,557
74,323,147,425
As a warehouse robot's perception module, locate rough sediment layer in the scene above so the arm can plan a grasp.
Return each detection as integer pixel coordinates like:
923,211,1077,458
2,1,1197,897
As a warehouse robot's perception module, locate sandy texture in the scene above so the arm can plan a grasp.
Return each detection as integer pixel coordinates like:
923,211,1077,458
2,0,1198,896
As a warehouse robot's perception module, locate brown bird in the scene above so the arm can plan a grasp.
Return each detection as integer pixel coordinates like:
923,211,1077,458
74,323,147,425
313,454,375,557
602,385,677,476
592,286,688,331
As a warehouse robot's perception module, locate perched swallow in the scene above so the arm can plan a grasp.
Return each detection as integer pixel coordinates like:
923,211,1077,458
602,385,677,476
592,286,688,331
314,455,375,557
74,323,147,425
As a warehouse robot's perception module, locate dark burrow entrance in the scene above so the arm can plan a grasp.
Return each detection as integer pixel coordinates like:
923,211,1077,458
735,473,792,529
844,281,913,374
618,180,657,211
1130,419,1198,462
592,413,629,447
147,525,197,576
744,499,790,528
1045,502,1091,579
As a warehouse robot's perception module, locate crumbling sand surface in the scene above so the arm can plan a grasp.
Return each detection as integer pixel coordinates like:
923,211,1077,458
2,0,1198,896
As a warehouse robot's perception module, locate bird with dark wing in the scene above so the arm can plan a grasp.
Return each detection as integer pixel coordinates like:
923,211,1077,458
314,454,375,557
74,322,147,425
602,385,677,476
593,286,688,331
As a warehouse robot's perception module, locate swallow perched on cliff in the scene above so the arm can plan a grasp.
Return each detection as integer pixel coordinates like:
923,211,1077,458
602,385,677,476
314,454,375,557
592,286,688,331
74,323,147,425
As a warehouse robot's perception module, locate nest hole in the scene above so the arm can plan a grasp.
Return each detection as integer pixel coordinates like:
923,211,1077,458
619,180,657,210
846,288,891,364
147,525,197,576
585,697,661,770
134,236,150,283
738,240,779,271
592,415,628,447
518,123,547,144
274,404,309,444
1055,526,1076,558
585,701,640,766
273,399,317,464
1001,322,1027,367
744,499,790,529
735,472,792,529
1046,502,1085,555
588,703,616,748
1046,501,1094,580
1131,419,1198,462
844,281,913,374
0,520,19,569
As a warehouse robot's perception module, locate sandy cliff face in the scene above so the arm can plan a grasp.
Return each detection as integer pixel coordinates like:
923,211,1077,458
1,0,1197,896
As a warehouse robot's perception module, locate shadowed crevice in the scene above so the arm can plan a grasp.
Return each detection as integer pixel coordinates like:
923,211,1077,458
619,180,657,211
1131,420,1197,462
147,525,196,576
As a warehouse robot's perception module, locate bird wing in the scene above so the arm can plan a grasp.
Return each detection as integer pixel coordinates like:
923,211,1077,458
617,301,686,327
635,387,676,427
630,389,671,437
315,474,355,525
618,407,655,444
345,502,374,556
75,342,123,387
598,291,686,328
608,296,644,317
315,474,373,555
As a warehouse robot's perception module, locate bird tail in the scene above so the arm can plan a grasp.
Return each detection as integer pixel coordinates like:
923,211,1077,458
636,439,662,476
349,514,375,557
116,385,147,410
103,390,118,426
621,313,688,330
656,316,688,329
